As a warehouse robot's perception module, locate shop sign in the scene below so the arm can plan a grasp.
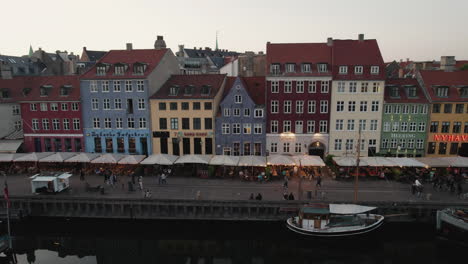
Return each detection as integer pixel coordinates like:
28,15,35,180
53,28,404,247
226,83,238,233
433,134,468,142
88,131,149,137
390,133,416,139
172,131,213,137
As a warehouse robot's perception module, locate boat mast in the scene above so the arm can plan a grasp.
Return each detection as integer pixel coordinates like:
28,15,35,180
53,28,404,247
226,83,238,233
354,126,362,203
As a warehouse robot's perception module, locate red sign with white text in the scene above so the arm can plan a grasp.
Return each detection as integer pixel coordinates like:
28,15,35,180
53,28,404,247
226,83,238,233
433,134,468,142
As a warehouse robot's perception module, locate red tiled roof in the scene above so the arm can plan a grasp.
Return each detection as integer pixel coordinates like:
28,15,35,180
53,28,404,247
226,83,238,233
151,74,226,99
0,76,47,102
19,75,80,102
80,49,169,80
332,39,384,66
242,77,266,105
384,78,429,104
222,77,237,98
419,70,468,102
456,60,468,69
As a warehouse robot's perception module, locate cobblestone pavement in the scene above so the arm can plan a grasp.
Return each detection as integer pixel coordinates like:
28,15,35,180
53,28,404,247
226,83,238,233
5,172,468,203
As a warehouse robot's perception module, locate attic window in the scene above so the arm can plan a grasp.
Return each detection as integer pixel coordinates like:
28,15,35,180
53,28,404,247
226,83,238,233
285,63,295,73
96,65,107,75
318,63,327,73
133,63,147,75
184,86,193,95
40,85,52,97
302,63,311,73
60,85,72,96
22,88,31,96
460,87,468,97
436,87,449,97
1,88,10,99
390,86,399,97
201,85,211,95
270,64,280,75
114,63,127,75
406,86,417,97
169,86,179,96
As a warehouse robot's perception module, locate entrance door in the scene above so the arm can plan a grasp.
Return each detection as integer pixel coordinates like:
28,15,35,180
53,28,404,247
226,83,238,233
140,138,148,156
308,142,325,158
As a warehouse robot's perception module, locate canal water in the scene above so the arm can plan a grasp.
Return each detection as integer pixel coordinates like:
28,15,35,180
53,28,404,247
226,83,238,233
7,218,467,263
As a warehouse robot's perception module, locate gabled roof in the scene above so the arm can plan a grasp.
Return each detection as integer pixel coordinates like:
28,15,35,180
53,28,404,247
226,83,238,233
184,48,240,59
332,39,384,66
151,74,226,99
85,50,107,62
419,70,468,102
266,42,332,68
384,78,429,104
0,76,45,102
80,49,169,79
222,77,266,106
19,75,80,102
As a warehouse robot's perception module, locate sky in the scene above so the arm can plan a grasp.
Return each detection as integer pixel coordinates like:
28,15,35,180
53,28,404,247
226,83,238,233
2,0,467,62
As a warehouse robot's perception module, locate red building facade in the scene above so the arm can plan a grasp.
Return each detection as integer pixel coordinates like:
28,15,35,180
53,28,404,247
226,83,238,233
266,42,332,157
20,76,83,152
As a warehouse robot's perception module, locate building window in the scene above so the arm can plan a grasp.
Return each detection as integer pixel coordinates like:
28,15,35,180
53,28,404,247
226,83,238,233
102,81,109,92
438,142,447,154
204,118,212,130
453,122,461,133
50,103,58,111
398,139,406,149
337,101,344,112
11,105,20,115
450,143,459,155
138,99,145,110
302,63,311,73
370,66,379,74
394,105,401,114
63,119,70,130
455,104,464,113
91,99,99,110
170,102,177,110
271,81,279,93
308,100,316,113
270,143,278,153
348,101,356,112
233,123,240,134
321,81,329,93
271,101,278,113
295,121,303,134
360,101,367,112
90,80,98,92
418,122,426,132
254,109,263,117
193,102,201,110
73,119,80,130
371,101,379,112
408,86,417,97
113,81,121,92
222,123,230,134
390,139,397,149
339,66,348,74
271,121,278,133
112,98,121,109
233,142,240,156
384,105,392,114
392,122,400,132
346,139,354,151
307,121,315,133
337,82,345,93
407,139,415,149
464,122,468,133
243,143,251,155
354,66,363,74
194,118,203,130
167,118,177,130
93,118,100,129
223,147,231,156
372,82,380,93
318,64,327,72
204,102,212,110
284,81,292,93
347,119,355,131
254,124,262,134
400,122,407,132
409,122,417,132
359,119,366,131
181,118,190,130
361,82,369,93
61,103,68,111
383,122,390,132
233,108,240,116
103,99,111,110
349,82,357,93
336,119,343,131
125,80,133,92
127,117,135,128
427,142,436,154
115,118,122,129
295,143,302,153
283,142,290,153
441,122,450,133
334,139,342,150
381,139,388,149
436,87,448,97
138,118,147,129
412,105,419,114
104,118,111,129
244,108,251,117
320,100,328,113
169,86,178,96
137,80,144,92
158,102,166,110
285,63,295,73
432,104,440,113
283,121,291,133
296,101,304,113
235,95,242,103
32,119,39,130
402,105,409,114
224,108,230,116
284,101,291,113
308,81,317,93
159,118,167,130
51,119,61,130
296,81,304,93
30,103,37,111
319,120,327,133
243,123,251,134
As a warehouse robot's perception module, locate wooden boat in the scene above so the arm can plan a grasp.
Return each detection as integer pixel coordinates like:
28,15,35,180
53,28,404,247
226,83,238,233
286,204,384,237
436,208,468,242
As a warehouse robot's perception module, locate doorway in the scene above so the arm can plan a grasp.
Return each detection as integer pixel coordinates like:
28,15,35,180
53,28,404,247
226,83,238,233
308,142,325,158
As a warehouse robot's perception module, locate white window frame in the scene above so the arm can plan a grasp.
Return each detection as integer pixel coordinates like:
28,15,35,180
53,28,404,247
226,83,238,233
115,118,123,129
307,120,315,133
113,80,121,92
308,100,316,113
295,121,303,134
284,81,292,93
271,81,279,93
271,101,279,113
308,81,316,93
284,101,291,114
370,66,379,74
354,66,363,74
222,123,230,134
320,100,328,113
271,120,278,133
296,81,304,93
339,66,348,74
283,121,291,133
296,101,304,114
319,120,327,133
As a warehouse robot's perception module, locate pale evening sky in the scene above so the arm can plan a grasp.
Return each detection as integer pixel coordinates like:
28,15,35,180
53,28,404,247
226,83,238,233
2,0,467,62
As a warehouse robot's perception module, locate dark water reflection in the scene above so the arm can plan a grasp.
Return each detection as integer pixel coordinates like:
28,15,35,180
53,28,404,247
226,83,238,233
9,218,468,264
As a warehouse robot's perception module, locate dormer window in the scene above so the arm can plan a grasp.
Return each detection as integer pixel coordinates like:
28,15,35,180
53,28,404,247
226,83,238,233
318,64,327,73
407,86,417,97
114,63,127,75
1,88,10,99
460,87,468,97
201,85,211,95
22,88,31,96
40,85,52,97
96,65,107,75
390,86,399,97
270,64,280,75
354,66,363,74
371,66,379,74
339,66,348,74
60,85,72,96
184,85,193,95
169,86,179,96
133,63,147,75
285,63,295,73
436,87,449,97
301,63,311,73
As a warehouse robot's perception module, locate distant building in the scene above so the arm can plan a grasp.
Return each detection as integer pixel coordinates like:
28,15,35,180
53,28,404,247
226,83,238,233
176,45,239,74
220,51,266,77
150,74,226,155
0,55,41,79
30,48,78,76
77,47,107,74
215,77,266,155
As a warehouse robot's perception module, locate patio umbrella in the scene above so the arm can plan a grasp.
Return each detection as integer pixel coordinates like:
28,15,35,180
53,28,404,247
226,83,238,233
90,154,126,164
118,155,146,165
140,154,179,165
209,155,240,166
64,153,101,163
238,156,267,167
174,155,212,164
39,152,79,162
13,152,54,162
267,155,296,166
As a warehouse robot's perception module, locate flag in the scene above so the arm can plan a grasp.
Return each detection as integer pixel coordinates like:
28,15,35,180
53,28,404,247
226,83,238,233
3,181,9,209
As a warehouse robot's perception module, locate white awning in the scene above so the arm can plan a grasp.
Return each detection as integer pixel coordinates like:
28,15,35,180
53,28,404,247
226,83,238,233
14,152,54,162
39,152,79,163
0,140,23,153
267,155,296,166
329,204,377,214
209,155,240,166
64,153,101,163
386,157,426,167
333,156,368,167
31,176,56,182
174,155,212,164
140,154,179,165
238,156,267,167
118,155,146,165
293,155,325,167
57,173,73,179
90,154,126,164
441,157,468,168
415,157,451,168
360,157,397,167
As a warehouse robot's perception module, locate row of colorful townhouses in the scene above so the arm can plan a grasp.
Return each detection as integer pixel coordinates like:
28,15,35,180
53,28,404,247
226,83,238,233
1,35,467,158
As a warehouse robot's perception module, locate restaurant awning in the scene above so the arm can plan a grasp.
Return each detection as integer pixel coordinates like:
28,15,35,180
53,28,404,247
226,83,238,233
267,155,296,166
415,157,451,168
39,152,79,163
0,140,23,153
440,157,468,168
140,154,179,165
90,154,126,164
118,155,146,165
386,157,426,167
360,157,397,167
14,152,54,162
293,155,325,167
238,156,267,167
333,156,368,167
64,153,101,163
174,155,212,164
209,155,240,166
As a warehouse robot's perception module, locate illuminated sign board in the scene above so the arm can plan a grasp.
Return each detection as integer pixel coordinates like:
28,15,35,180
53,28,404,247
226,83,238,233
433,134,468,142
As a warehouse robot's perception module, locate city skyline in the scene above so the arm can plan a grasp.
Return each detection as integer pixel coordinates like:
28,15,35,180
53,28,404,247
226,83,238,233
1,0,468,62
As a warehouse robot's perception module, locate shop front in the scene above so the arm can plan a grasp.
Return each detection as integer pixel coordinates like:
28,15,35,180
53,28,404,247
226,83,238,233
266,133,329,158
84,129,151,155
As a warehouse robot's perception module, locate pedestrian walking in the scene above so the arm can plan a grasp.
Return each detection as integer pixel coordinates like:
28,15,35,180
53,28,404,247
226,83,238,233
138,176,143,190
283,180,288,191
196,190,201,200
255,193,262,200
316,175,322,187
288,192,295,200
283,192,288,200
415,178,423,197
249,193,254,200
161,173,167,184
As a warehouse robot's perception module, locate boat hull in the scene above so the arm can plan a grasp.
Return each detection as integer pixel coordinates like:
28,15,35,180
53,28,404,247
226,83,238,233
436,209,468,242
286,214,384,237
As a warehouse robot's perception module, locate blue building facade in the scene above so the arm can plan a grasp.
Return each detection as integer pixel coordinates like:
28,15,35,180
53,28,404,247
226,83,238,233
215,77,266,156
81,79,152,155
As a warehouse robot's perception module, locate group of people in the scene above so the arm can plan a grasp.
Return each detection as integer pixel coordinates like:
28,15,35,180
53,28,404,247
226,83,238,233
249,193,263,200
431,172,465,197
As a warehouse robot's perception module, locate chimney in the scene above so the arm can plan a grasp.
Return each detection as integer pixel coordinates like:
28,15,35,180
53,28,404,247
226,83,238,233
83,47,87,51
398,68,404,78
126,43,133,50
440,56,456,72
154,35,167,50
358,34,364,42
327,37,333,46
